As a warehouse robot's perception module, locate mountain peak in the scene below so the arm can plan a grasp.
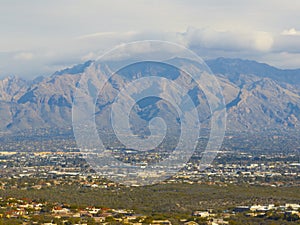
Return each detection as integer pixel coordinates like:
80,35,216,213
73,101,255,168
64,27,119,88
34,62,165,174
206,57,300,85
0,75,28,102
53,60,94,76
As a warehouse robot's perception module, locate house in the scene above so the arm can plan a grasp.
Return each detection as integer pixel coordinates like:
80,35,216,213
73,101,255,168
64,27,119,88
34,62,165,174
87,207,101,214
250,205,269,212
151,219,172,225
193,211,210,218
184,221,199,225
211,218,229,225
52,206,70,214
285,204,300,210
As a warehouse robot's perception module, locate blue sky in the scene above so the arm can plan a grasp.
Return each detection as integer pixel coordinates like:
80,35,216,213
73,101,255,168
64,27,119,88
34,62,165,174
1,0,300,78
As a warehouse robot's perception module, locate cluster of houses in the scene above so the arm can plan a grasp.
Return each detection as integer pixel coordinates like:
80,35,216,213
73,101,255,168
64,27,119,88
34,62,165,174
0,197,299,225
0,150,299,189
233,203,300,217
0,197,142,224
191,203,300,223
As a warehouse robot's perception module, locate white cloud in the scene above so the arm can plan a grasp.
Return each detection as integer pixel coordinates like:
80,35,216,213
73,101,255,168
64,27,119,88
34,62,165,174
252,32,274,51
76,32,117,40
76,31,139,40
81,52,96,61
13,52,34,60
281,28,300,36
181,28,274,53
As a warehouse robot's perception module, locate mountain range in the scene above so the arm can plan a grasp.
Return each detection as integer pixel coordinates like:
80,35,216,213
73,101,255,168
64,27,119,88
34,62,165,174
1,57,300,136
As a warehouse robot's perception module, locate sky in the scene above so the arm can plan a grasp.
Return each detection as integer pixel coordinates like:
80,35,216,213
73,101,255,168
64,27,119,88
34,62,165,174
1,0,300,78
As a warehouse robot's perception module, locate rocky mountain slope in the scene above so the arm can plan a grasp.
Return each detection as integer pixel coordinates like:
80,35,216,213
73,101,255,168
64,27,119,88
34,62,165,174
0,58,299,135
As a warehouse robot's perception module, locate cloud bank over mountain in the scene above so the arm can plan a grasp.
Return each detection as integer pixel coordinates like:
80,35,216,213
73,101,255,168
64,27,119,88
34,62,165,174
1,1,300,78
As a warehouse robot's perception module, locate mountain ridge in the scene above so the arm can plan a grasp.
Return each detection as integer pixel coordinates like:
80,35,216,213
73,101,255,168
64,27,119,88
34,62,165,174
206,57,300,85
2,57,300,84
0,57,300,135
